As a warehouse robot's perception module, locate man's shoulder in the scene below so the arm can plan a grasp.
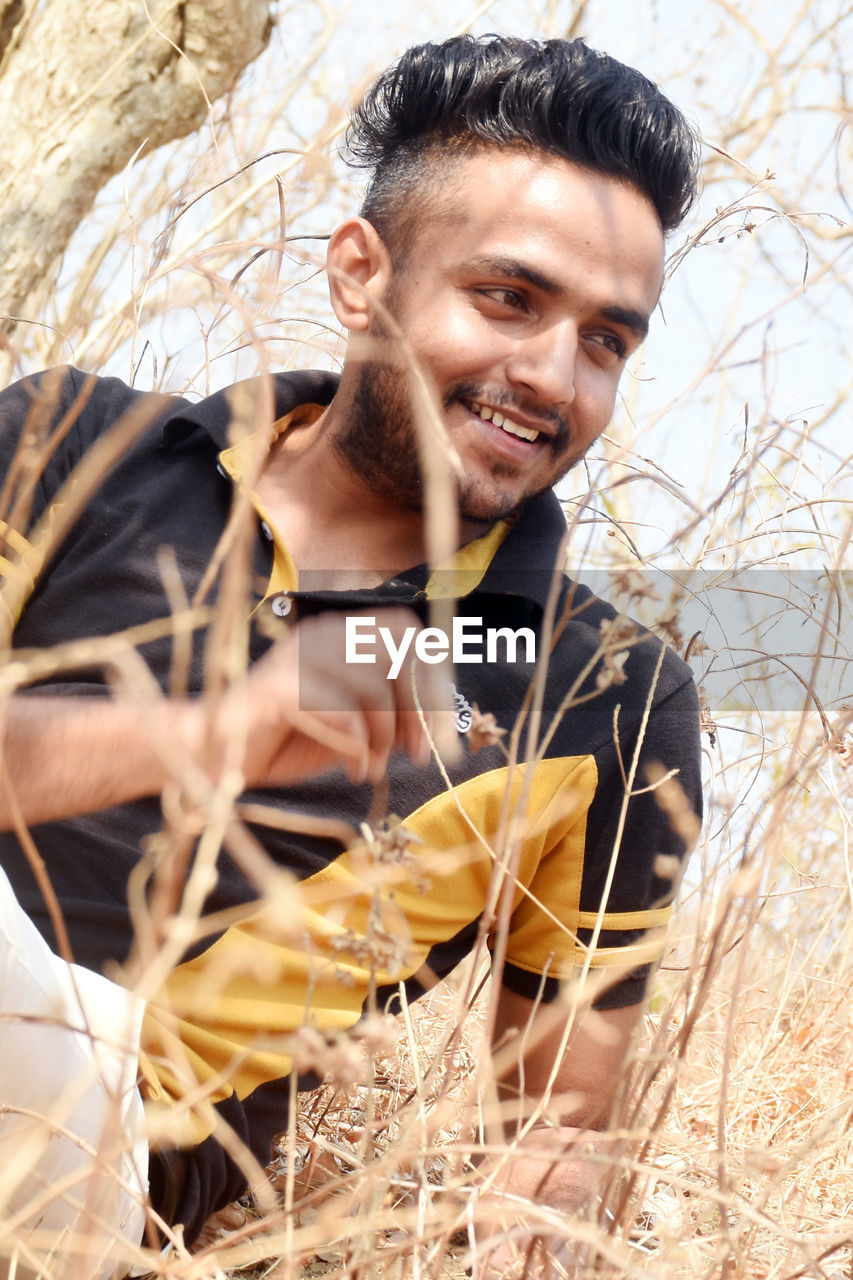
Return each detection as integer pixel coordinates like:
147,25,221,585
486,491,697,708
550,572,698,720
0,365,188,458
563,578,691,686
0,363,151,417
0,365,340,448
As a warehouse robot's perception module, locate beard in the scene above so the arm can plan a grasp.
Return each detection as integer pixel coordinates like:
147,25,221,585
332,357,427,512
331,360,576,525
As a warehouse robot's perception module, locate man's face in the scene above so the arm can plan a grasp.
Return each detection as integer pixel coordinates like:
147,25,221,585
336,148,666,524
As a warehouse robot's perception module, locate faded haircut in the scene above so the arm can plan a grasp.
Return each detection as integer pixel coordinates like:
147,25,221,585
344,34,701,261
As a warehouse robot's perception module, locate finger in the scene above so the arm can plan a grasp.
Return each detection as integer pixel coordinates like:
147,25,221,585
400,662,457,767
273,706,370,783
392,708,429,768
360,703,398,782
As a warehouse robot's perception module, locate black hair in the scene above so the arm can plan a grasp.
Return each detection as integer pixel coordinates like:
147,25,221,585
345,34,700,254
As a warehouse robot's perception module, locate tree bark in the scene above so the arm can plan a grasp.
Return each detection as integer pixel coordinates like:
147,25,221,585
0,0,274,331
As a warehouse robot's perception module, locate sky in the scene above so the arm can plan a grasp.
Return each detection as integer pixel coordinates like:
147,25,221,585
50,0,852,583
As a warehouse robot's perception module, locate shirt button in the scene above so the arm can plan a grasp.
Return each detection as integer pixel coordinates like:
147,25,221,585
270,593,292,618
259,520,273,542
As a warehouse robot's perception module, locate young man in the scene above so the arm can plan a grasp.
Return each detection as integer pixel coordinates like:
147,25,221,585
0,34,702,1277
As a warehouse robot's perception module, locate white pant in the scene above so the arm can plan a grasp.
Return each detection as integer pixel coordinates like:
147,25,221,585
0,868,148,1279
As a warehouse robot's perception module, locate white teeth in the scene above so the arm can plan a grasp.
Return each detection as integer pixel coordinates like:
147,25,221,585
468,400,539,443
503,419,539,443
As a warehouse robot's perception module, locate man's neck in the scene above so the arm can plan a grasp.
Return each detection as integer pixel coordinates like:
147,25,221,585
255,402,490,588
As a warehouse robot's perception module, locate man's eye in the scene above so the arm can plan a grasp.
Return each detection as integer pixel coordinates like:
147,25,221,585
478,288,527,311
590,332,627,359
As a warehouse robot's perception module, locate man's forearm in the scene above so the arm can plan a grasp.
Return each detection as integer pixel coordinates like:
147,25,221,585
0,694,201,829
0,608,442,830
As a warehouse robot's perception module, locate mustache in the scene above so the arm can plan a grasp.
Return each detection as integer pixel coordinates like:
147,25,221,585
444,382,570,447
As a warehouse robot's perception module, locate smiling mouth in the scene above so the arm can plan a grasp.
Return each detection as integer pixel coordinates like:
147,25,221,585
467,399,541,444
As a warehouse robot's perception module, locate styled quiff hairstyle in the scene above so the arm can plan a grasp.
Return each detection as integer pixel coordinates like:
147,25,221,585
345,34,700,259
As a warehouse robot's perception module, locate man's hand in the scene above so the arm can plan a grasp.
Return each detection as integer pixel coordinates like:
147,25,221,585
471,989,642,1276
228,607,452,787
473,1126,607,1279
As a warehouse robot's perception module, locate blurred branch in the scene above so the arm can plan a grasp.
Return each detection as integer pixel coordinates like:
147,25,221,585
0,0,275,345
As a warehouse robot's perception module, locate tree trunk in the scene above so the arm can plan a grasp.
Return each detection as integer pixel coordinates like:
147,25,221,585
0,0,274,333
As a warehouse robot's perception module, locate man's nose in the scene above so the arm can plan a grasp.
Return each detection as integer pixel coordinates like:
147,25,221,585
504,323,577,408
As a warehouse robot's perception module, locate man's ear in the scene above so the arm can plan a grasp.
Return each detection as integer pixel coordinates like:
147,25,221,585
326,217,393,332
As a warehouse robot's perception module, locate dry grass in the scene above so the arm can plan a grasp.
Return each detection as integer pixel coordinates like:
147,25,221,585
1,0,852,1277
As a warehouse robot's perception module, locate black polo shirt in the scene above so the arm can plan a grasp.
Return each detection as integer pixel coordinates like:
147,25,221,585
0,365,702,1240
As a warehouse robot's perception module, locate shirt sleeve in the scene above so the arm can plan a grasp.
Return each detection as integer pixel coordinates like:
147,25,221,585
499,666,703,1010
